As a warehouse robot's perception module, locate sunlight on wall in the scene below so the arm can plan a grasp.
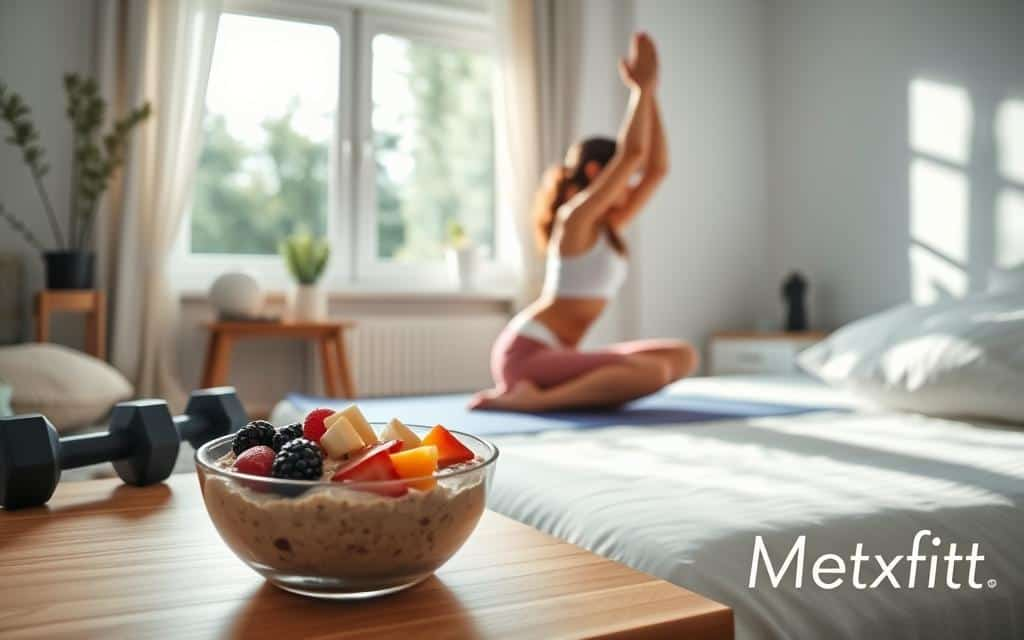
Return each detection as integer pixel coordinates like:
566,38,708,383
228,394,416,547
994,99,1024,269
995,188,1024,268
909,245,969,304
910,79,973,165
995,99,1024,184
907,78,972,304
910,158,969,262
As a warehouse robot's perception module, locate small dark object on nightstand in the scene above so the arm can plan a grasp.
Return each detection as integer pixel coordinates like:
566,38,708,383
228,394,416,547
782,272,809,331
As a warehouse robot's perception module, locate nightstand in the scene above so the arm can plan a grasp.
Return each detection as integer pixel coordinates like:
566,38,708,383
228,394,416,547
709,331,827,375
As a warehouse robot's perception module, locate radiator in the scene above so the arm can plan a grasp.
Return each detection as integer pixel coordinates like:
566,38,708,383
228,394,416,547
342,315,507,396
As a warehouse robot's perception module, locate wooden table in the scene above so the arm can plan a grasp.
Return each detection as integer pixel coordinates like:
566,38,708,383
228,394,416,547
0,475,733,640
202,321,357,398
34,289,106,359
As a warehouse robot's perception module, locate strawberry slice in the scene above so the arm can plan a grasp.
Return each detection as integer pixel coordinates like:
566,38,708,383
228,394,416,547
421,425,474,467
331,442,407,497
303,407,335,444
234,445,275,476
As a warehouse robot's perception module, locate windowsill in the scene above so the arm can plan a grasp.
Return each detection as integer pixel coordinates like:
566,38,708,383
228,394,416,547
178,287,517,305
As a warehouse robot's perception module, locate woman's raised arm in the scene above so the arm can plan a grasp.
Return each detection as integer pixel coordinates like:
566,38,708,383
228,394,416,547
608,89,668,230
560,33,657,228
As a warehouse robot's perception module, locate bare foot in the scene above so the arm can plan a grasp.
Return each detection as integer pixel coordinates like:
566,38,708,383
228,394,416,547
467,380,546,412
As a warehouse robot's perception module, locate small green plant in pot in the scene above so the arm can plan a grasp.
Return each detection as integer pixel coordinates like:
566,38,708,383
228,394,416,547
0,74,151,289
281,233,331,321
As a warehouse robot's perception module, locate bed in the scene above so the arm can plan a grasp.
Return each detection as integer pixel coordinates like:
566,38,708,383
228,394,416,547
272,374,1024,639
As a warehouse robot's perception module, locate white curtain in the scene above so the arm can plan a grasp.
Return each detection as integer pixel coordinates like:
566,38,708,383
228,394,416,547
493,0,582,307
94,0,221,409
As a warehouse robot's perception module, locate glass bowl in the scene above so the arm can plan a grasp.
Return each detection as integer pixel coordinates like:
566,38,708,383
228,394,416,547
195,424,498,599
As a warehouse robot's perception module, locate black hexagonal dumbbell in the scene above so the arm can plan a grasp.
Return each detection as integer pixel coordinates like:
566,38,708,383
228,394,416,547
0,387,247,510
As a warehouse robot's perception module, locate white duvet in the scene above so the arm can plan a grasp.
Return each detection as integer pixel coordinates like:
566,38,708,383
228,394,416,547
488,411,1024,639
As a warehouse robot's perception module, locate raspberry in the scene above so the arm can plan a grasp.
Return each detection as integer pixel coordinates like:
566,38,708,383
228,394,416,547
303,408,335,444
272,422,303,452
234,445,275,476
232,420,276,455
271,438,324,481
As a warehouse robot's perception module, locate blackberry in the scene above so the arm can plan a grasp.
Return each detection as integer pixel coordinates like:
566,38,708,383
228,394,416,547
272,422,303,452
232,420,276,455
271,438,323,480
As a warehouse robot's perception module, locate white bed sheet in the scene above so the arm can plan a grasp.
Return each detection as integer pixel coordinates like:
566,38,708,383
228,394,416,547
662,373,866,409
488,410,1024,639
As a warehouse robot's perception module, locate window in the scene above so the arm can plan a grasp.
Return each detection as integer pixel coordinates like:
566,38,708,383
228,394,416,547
192,13,337,255
177,0,503,291
369,33,494,262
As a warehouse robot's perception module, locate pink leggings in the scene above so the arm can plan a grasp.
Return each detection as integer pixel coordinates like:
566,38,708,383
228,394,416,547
490,324,683,391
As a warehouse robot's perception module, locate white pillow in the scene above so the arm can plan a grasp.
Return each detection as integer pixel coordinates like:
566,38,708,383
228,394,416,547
988,266,1024,294
0,343,134,432
799,292,1024,424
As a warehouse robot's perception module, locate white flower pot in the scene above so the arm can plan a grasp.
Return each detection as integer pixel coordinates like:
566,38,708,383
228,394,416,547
289,284,327,322
446,245,479,290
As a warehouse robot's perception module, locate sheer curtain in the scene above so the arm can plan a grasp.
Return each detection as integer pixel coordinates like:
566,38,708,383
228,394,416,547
94,0,221,409
493,0,582,307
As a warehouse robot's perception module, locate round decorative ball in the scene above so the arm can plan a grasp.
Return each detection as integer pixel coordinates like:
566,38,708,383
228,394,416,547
209,272,264,319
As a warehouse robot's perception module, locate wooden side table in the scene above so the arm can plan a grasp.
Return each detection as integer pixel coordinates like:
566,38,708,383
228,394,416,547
202,321,357,398
0,475,734,639
34,289,107,360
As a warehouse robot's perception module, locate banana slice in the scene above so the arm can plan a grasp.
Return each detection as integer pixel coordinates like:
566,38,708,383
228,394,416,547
319,416,365,459
338,404,379,445
380,417,422,449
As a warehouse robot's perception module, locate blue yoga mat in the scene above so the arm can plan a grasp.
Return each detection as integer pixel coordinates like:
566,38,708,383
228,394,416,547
284,389,845,437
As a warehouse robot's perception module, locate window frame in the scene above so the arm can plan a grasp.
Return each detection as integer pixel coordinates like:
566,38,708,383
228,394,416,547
353,12,507,289
172,0,509,294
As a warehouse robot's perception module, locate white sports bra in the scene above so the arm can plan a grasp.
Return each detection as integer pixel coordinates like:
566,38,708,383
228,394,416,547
541,232,628,300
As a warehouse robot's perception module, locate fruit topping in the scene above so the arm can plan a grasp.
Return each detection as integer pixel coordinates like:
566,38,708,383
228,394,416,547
272,422,303,452
234,445,275,476
421,424,474,467
271,438,324,480
319,416,365,459
379,418,421,449
232,420,276,455
331,444,408,497
390,445,439,491
302,407,335,443
337,404,379,445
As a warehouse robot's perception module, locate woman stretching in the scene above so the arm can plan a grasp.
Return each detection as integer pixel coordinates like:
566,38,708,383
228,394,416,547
471,33,698,412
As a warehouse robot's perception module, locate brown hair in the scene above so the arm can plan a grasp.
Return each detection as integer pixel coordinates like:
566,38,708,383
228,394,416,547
531,136,625,254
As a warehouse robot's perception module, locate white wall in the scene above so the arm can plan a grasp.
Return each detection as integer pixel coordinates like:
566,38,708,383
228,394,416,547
766,0,1024,329
632,0,768,356
0,0,97,345
571,0,633,348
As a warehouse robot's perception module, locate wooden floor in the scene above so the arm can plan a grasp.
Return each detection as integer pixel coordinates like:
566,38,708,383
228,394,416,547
0,475,733,639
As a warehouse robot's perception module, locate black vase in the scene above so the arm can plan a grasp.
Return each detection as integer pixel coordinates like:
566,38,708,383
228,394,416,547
43,251,95,289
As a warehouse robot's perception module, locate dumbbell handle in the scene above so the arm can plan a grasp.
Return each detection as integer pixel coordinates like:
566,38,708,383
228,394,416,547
174,413,210,445
59,430,133,470
56,410,215,472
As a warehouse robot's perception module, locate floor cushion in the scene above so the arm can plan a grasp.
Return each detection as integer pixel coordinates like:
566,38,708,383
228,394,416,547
0,343,134,432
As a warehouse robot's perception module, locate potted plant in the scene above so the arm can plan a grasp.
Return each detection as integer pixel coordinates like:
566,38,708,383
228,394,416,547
445,220,479,290
281,233,331,321
0,75,150,289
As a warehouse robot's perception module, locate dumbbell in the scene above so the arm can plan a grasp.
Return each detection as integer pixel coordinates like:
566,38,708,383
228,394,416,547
0,387,247,510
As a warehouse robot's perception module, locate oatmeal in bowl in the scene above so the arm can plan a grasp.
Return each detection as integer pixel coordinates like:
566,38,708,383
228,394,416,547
195,404,498,599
